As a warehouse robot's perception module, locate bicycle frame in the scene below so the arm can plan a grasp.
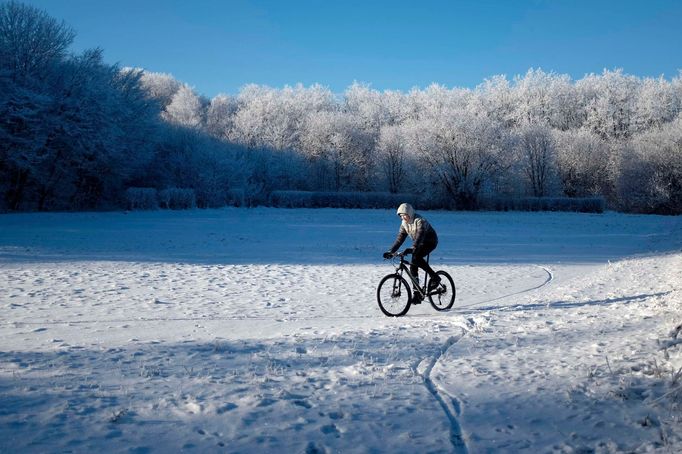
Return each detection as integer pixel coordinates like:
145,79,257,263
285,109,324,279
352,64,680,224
392,254,430,297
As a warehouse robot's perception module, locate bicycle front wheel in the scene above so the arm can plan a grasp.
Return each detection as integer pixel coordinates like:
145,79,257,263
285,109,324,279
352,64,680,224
377,274,412,317
428,270,456,311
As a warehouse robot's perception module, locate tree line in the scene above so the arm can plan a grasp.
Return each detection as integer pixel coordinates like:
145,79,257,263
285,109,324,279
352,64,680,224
1,1,681,214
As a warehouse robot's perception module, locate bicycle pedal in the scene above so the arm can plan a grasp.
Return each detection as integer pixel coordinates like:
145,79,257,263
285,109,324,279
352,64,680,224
429,286,444,295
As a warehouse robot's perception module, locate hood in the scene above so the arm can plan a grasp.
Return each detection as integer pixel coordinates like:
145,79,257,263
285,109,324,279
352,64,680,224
396,203,415,220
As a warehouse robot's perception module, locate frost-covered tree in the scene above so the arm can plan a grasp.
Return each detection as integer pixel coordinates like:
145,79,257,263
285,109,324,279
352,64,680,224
516,122,556,197
31,50,158,210
300,110,375,191
512,69,582,131
206,94,238,141
163,84,204,128
138,71,181,108
344,82,404,130
299,110,338,190
616,118,682,213
224,84,338,195
406,111,508,209
0,0,74,209
146,125,249,208
382,89,412,125
0,71,51,209
231,83,335,151
469,76,514,127
578,69,639,140
0,2,160,211
410,83,471,123
633,76,679,132
0,1,75,83
554,129,609,197
376,125,410,193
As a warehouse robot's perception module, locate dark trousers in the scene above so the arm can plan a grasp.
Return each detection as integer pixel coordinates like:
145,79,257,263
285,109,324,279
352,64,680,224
411,240,438,284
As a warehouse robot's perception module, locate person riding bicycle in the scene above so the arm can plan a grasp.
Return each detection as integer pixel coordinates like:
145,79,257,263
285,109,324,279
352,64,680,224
383,203,440,304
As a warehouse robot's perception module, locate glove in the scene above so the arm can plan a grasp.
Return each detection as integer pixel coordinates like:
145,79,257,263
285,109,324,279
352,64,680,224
383,251,393,259
403,247,414,255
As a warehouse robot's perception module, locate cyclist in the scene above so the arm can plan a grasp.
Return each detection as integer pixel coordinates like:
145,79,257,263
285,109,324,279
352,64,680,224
383,203,440,304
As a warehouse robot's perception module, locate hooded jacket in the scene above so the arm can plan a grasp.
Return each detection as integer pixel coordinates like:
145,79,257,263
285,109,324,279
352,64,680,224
389,203,438,253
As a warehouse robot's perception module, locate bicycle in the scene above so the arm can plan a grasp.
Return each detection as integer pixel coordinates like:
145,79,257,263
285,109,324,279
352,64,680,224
376,250,456,317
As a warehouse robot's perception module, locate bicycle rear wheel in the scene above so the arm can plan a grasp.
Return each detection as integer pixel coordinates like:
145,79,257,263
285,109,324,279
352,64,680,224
377,274,411,317
428,270,456,311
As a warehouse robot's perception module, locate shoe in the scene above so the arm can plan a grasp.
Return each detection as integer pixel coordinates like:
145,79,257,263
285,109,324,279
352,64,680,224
410,293,422,305
428,276,441,291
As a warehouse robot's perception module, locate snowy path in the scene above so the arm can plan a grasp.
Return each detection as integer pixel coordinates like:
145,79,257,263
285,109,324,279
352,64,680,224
1,208,681,452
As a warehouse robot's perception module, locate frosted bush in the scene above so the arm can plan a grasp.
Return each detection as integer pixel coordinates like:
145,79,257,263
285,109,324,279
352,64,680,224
159,188,196,210
269,191,415,209
480,196,605,213
125,187,158,210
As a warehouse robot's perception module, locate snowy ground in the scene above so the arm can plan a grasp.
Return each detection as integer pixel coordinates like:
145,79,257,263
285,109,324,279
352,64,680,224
1,208,681,453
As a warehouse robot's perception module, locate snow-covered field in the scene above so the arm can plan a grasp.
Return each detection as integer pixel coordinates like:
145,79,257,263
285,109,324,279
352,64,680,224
1,208,681,453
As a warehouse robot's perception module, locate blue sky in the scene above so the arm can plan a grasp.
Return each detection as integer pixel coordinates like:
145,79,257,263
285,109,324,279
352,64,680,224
21,0,682,97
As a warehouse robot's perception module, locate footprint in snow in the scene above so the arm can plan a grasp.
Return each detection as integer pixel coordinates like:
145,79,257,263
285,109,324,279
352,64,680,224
293,400,312,409
216,403,238,414
320,423,340,437
328,411,344,420
257,397,277,407
305,442,327,454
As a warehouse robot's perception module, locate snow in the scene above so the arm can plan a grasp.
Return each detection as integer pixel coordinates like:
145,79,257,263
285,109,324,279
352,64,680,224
1,208,681,453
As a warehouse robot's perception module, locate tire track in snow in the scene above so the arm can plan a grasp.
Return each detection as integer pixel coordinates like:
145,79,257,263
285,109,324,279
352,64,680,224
413,265,554,452
458,265,554,309
415,333,468,453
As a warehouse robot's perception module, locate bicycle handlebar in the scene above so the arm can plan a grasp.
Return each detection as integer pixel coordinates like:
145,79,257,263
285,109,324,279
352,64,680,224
383,249,413,260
